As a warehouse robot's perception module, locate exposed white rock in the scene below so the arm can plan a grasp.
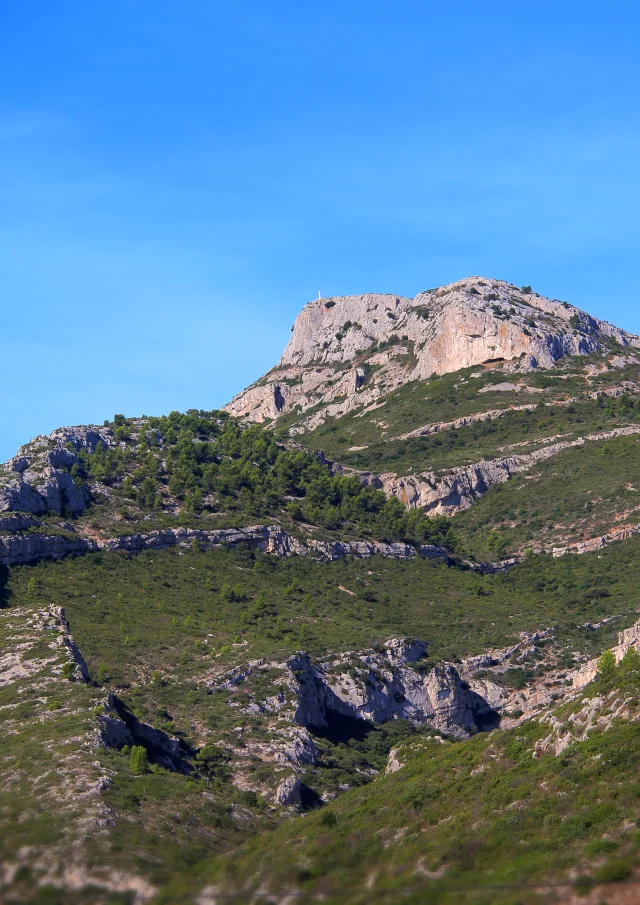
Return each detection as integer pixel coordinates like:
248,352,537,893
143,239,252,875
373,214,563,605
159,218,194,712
360,424,640,516
220,642,500,741
384,746,404,775
572,620,640,691
0,522,450,568
274,775,303,806
225,277,640,429
0,425,114,517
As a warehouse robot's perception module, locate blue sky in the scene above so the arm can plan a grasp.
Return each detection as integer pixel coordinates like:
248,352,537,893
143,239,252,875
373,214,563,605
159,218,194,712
2,1,639,460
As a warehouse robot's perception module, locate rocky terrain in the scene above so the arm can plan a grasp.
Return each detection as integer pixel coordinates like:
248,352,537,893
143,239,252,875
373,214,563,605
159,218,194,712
226,276,639,430
363,424,640,517
4,276,640,903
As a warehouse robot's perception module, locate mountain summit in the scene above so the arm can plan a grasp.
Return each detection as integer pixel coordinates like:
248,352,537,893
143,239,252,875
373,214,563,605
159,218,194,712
225,277,639,431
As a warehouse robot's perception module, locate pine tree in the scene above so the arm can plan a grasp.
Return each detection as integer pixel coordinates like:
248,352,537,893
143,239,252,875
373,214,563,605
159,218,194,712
129,745,149,775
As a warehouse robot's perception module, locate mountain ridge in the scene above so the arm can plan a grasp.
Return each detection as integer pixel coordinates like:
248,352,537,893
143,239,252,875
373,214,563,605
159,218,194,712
225,276,640,430
4,278,640,903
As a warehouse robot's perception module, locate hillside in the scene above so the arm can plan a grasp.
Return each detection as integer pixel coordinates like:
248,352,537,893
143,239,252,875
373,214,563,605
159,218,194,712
225,277,639,430
191,646,640,905
3,276,640,904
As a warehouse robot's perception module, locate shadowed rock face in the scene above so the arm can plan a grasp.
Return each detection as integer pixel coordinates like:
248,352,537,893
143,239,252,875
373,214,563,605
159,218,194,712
225,277,639,429
353,424,640,517
0,425,114,517
99,694,191,773
281,642,499,740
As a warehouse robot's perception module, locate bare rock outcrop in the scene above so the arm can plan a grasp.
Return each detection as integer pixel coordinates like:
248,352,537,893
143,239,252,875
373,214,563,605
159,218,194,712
362,424,640,516
219,639,500,743
572,620,640,691
0,532,95,567
99,525,449,563
0,425,114,518
0,520,450,568
274,775,303,807
98,694,190,773
225,277,639,430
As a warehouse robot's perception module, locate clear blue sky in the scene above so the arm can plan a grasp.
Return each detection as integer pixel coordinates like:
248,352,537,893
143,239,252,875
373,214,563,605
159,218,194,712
2,1,640,460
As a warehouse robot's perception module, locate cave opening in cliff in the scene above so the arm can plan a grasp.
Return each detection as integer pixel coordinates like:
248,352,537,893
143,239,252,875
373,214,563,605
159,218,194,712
299,784,324,811
473,708,501,732
309,709,374,745
482,357,506,366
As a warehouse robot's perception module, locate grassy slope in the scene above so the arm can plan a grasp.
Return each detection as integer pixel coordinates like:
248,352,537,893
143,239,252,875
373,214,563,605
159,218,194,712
297,355,640,476
336,400,635,477
453,434,640,559
0,599,272,905
0,607,104,868
9,541,640,693
4,539,640,896
191,672,640,905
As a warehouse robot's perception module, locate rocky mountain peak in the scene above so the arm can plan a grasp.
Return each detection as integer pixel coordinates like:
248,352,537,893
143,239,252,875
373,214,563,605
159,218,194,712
225,276,639,431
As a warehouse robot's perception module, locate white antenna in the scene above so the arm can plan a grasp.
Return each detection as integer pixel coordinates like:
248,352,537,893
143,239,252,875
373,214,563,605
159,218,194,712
318,290,321,299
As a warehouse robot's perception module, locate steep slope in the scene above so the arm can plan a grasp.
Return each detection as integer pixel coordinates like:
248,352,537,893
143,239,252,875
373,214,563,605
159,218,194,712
195,644,640,905
4,533,640,902
4,277,640,903
225,277,639,430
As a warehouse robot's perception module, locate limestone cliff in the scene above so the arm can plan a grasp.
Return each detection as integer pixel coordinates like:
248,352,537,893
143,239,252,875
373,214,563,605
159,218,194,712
359,424,640,517
225,277,639,430
0,425,113,517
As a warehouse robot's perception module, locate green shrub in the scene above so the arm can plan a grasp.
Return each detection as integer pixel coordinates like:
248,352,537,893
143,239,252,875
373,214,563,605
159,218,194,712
60,662,75,681
597,650,617,682
585,838,618,855
594,859,633,882
558,814,590,842
129,745,149,775
319,811,338,827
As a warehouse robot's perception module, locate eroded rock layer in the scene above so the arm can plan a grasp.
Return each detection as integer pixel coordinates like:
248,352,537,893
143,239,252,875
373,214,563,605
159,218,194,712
225,277,639,429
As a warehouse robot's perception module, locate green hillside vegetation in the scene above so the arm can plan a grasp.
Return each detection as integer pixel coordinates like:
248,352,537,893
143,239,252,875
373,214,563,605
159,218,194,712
6,538,640,901
296,355,640,470
335,394,640,477
0,604,269,905
5,345,640,902
10,539,640,693
187,651,640,905
73,410,455,548
454,433,640,559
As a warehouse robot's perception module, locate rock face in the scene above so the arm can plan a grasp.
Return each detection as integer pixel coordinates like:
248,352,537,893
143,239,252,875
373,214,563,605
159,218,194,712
0,425,114,517
225,277,639,429
288,652,497,739
274,775,303,807
572,620,640,691
0,522,449,568
0,531,95,566
98,524,449,563
218,639,499,743
98,694,189,773
357,424,640,517
206,637,503,807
